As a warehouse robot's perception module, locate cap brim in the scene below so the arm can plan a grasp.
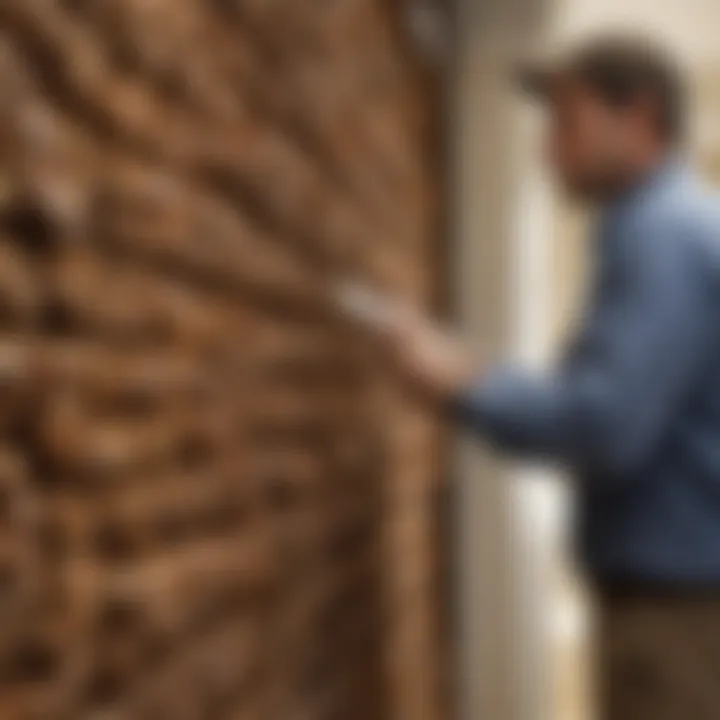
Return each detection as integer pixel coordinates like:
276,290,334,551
514,61,561,100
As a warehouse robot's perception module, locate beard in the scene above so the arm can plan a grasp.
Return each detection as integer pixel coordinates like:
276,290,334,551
559,151,640,204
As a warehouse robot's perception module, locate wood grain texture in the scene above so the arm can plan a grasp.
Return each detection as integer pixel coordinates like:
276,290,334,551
0,1,446,718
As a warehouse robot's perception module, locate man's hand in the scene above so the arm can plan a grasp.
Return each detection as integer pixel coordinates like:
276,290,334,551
385,304,479,397
335,282,479,397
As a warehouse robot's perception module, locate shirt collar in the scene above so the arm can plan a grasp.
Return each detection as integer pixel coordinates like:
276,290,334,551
600,155,690,235
599,155,690,245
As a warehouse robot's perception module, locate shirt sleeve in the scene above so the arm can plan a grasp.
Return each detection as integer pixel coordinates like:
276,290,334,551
453,220,718,479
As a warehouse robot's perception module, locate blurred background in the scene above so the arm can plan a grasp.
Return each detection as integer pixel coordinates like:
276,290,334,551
0,1,718,720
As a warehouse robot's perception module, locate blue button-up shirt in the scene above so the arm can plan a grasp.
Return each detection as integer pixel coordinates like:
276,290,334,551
456,160,720,582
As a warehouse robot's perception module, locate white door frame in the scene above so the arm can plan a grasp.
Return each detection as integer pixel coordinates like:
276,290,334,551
452,2,555,719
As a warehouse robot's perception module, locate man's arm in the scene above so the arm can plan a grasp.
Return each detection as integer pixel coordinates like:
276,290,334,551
387,222,718,478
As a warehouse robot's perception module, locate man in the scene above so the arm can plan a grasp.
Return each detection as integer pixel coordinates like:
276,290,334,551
348,34,720,720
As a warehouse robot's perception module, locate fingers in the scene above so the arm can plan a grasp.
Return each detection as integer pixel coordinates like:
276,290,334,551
332,280,470,393
333,280,408,336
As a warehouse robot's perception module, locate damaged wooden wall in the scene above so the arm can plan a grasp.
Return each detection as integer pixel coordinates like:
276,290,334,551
0,1,446,719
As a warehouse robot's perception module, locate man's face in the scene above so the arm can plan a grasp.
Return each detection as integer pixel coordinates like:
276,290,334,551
546,78,643,201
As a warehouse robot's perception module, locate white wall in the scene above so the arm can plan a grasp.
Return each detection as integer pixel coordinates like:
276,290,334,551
552,0,720,64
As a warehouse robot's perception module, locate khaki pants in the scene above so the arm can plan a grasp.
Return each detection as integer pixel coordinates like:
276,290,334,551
597,587,720,720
